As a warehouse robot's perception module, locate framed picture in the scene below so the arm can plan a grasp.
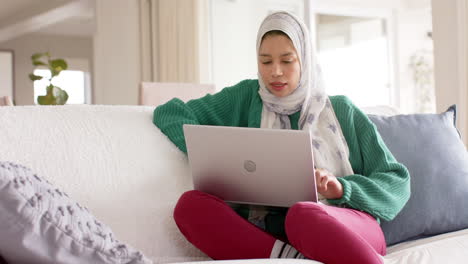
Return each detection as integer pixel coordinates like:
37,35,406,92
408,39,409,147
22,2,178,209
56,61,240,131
0,49,14,101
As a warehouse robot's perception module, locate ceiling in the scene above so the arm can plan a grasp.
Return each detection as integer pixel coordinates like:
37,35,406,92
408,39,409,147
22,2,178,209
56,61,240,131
0,0,49,21
0,0,431,43
0,0,94,42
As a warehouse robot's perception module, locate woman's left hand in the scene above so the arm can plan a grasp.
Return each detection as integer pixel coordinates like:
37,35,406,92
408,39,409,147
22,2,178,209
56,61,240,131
315,168,343,200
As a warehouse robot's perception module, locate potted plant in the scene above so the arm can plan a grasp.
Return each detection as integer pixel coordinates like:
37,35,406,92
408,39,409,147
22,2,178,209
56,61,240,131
29,52,69,105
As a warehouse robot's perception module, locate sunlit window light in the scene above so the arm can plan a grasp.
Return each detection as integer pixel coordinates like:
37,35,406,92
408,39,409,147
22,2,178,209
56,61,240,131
318,37,390,107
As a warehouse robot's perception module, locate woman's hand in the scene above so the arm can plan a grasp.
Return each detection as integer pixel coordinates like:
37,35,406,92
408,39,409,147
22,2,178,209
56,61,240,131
315,168,343,200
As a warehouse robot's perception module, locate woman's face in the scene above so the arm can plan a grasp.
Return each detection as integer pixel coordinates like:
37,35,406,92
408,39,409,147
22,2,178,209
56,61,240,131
258,34,301,97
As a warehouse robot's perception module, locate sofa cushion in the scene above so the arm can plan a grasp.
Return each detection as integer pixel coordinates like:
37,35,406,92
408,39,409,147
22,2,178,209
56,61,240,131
0,161,152,264
368,106,468,245
385,228,468,264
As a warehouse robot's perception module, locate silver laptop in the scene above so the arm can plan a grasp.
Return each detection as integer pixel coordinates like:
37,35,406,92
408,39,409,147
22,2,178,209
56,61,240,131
183,124,318,207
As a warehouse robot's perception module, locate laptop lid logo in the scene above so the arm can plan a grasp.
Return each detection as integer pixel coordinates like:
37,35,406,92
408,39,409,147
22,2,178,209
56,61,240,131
244,160,256,173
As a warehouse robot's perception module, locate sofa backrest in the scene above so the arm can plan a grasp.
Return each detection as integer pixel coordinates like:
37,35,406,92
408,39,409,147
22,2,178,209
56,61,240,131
0,105,207,263
0,104,398,263
139,82,215,106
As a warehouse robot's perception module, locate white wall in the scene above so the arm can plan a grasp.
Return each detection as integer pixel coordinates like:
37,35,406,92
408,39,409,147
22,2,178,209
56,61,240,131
432,0,468,145
93,0,140,105
397,7,433,114
0,34,93,105
211,0,304,90
0,51,13,98
307,0,403,13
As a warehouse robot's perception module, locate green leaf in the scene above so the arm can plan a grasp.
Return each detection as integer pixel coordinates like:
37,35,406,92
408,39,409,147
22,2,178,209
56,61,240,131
29,73,43,81
56,90,68,105
37,85,68,105
32,60,47,66
46,84,54,94
52,86,68,105
50,68,59,78
37,95,55,105
49,59,68,77
31,53,45,61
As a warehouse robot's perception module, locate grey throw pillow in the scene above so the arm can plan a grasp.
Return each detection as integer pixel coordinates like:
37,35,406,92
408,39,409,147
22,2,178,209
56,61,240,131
0,161,152,264
368,106,468,246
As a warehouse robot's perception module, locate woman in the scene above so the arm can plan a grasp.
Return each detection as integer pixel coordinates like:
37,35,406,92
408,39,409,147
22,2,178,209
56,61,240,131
153,11,410,264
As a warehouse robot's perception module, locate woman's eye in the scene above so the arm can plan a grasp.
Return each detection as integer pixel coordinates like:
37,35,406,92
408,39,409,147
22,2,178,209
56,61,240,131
283,61,292,64
262,61,272,65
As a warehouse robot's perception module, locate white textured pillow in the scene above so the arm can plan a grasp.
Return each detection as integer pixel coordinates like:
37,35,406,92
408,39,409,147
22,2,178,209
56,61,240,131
0,161,152,264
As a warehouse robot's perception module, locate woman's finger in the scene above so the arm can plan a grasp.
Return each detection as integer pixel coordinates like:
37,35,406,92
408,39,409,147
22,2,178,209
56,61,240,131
321,175,329,191
315,171,324,189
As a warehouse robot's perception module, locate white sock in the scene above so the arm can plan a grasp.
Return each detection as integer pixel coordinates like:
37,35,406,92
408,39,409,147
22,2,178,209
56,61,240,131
270,240,305,259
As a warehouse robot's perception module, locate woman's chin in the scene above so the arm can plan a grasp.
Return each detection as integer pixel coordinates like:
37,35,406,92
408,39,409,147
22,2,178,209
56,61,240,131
269,89,291,98
273,92,287,98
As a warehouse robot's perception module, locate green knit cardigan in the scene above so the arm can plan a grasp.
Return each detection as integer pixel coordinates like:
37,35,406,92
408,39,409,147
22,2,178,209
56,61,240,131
153,79,410,222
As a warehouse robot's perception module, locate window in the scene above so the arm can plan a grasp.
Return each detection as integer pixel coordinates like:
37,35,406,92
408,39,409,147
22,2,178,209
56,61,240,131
307,1,435,113
316,15,392,107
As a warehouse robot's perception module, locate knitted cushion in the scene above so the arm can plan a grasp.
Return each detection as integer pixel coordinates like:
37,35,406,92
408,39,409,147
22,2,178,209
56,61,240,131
0,161,152,264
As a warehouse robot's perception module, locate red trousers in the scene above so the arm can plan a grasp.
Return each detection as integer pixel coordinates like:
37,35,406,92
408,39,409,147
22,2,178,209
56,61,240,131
174,190,385,264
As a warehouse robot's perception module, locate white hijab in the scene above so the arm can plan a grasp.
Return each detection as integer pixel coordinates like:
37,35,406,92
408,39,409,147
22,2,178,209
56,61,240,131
257,11,354,182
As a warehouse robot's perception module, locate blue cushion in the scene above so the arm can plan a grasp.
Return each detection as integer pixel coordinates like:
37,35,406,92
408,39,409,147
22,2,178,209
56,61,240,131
368,106,468,246
0,161,151,264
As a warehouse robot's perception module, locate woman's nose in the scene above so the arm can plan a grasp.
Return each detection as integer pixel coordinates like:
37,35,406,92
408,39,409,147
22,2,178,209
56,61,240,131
272,64,283,77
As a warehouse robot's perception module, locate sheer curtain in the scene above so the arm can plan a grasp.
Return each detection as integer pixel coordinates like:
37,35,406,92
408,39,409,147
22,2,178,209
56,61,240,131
139,0,211,83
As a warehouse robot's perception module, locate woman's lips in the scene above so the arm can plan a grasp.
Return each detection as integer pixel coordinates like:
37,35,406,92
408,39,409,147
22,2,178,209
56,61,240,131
270,82,287,91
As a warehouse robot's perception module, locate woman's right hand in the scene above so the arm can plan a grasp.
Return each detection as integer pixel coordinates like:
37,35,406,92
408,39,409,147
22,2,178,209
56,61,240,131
315,168,343,200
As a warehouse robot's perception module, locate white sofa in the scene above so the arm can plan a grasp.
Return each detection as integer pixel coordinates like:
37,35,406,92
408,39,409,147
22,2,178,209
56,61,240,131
1,105,468,264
